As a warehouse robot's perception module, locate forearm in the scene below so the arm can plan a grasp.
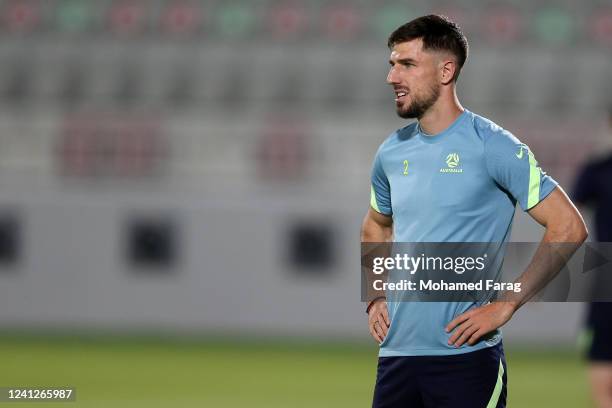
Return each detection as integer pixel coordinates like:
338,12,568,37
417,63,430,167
361,210,393,306
446,220,587,347
500,218,587,310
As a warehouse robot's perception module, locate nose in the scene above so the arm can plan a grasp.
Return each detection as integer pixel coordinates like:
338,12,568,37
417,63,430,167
386,66,399,85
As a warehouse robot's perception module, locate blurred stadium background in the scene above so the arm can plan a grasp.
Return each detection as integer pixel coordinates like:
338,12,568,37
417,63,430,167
0,0,610,406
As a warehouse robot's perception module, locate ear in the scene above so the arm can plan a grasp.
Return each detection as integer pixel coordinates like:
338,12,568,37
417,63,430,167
440,59,456,85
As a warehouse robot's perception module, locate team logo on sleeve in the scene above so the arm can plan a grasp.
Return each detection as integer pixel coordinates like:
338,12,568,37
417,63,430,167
516,146,527,159
440,153,463,173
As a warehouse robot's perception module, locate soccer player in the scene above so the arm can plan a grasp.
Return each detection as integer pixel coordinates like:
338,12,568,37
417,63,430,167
573,109,612,408
361,15,588,407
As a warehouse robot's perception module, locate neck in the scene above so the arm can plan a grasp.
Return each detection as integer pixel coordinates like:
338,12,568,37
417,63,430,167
418,88,464,135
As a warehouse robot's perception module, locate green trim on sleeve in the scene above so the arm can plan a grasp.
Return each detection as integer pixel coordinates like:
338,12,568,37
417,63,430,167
486,359,505,408
370,185,381,213
527,149,541,209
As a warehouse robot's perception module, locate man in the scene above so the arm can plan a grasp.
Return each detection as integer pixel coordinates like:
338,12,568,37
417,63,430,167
573,109,612,408
361,15,588,407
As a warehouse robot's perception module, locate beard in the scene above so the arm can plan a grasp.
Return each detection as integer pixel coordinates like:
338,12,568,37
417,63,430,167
396,83,440,119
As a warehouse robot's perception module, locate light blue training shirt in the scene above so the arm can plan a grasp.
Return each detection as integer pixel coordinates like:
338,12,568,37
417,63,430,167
370,109,558,356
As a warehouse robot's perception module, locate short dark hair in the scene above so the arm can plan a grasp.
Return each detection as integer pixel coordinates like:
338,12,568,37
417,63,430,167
387,15,469,81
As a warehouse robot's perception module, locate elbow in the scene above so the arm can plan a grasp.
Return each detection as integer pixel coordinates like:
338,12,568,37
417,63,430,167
548,210,588,244
566,214,588,244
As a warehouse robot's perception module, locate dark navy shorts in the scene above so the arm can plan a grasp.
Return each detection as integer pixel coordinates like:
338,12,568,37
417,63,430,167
586,302,612,362
372,343,507,408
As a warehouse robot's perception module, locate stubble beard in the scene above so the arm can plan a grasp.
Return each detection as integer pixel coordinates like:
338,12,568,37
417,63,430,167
396,83,441,119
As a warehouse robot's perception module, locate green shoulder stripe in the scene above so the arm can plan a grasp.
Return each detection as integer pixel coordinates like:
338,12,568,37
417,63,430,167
370,185,381,213
527,149,541,209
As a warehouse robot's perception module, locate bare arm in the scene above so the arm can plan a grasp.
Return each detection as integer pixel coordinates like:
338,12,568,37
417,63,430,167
446,187,588,347
361,208,394,343
504,186,588,307
361,208,393,242
361,208,394,301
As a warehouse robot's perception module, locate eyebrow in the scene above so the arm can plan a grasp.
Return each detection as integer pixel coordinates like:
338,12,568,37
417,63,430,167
389,58,417,66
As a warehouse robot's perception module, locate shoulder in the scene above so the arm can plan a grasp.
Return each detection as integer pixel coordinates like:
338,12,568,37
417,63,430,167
377,122,419,154
468,112,520,146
